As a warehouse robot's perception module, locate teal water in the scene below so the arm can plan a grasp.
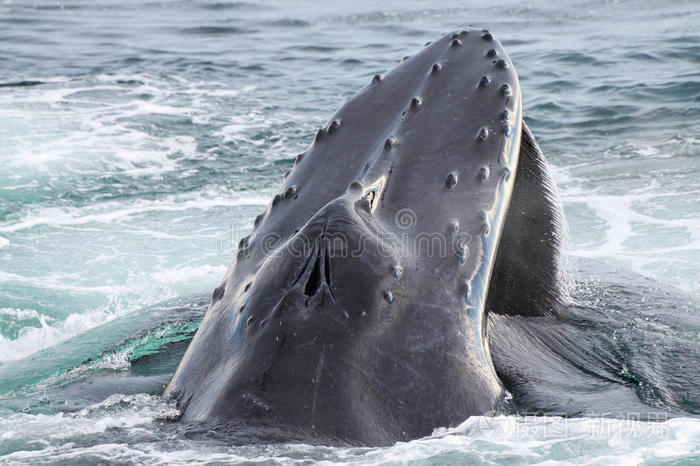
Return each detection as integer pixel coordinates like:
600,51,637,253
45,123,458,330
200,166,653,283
0,0,699,463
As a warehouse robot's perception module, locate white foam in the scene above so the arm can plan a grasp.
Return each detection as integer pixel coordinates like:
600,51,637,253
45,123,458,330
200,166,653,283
357,415,700,464
0,270,116,294
0,269,178,362
0,236,8,248
0,310,110,362
0,307,41,320
151,264,227,285
0,72,257,185
562,186,700,288
0,188,269,233
219,106,302,147
1,414,698,464
552,144,700,296
0,394,178,448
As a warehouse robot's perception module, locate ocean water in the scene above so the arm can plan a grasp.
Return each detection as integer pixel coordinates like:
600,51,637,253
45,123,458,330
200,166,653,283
0,0,698,463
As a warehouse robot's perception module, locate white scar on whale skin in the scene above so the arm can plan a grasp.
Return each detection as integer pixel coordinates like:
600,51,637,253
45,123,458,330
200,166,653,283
311,346,326,429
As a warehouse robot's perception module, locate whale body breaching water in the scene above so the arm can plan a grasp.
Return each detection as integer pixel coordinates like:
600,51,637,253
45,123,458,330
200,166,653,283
165,29,700,446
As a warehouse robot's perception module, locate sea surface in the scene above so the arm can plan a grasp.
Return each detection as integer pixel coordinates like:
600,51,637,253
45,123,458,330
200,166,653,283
1,0,699,464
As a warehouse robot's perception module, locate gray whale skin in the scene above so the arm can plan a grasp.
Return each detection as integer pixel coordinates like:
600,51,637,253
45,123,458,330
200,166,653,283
165,29,699,446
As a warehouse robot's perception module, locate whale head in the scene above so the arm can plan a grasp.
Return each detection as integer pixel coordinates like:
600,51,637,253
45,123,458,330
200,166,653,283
166,29,563,445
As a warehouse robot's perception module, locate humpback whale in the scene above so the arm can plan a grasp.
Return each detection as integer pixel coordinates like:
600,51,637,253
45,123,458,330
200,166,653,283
165,29,699,445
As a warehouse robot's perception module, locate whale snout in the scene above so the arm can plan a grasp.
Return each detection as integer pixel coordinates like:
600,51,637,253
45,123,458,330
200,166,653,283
241,196,399,334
